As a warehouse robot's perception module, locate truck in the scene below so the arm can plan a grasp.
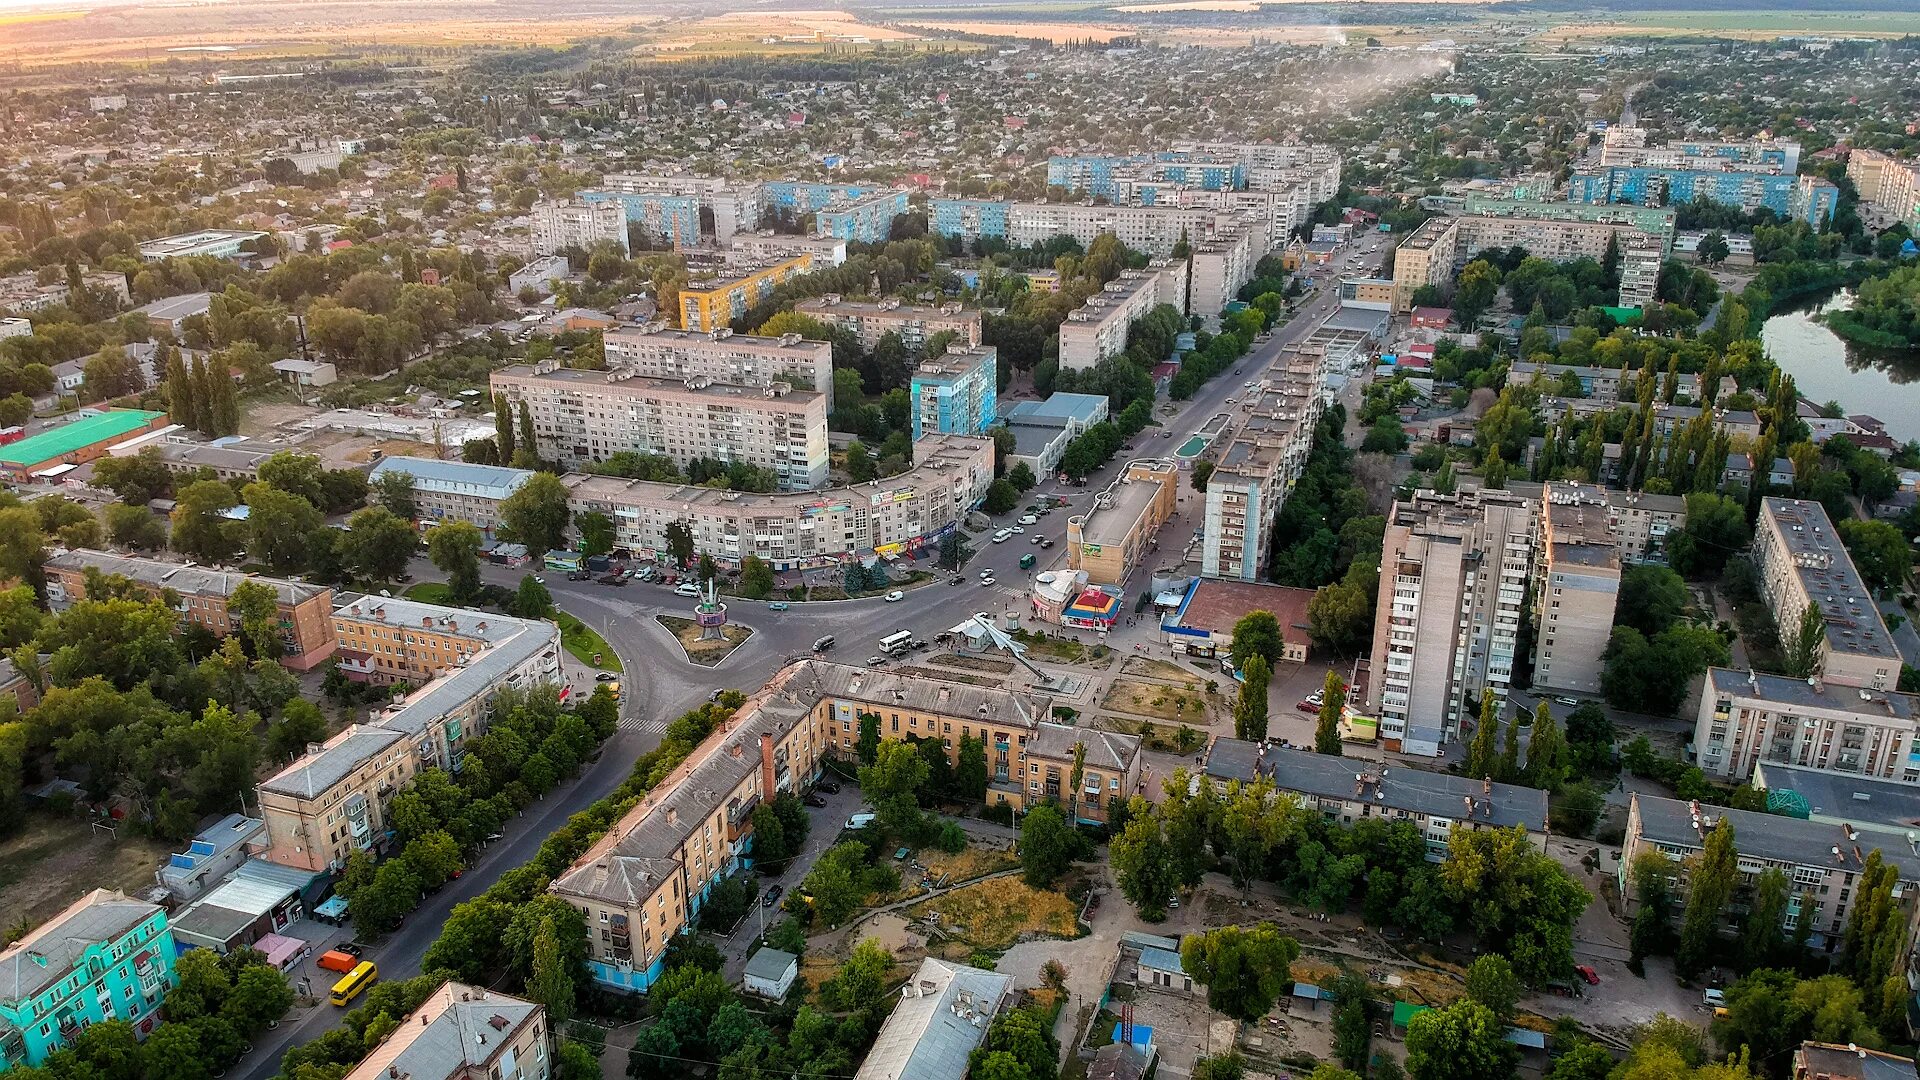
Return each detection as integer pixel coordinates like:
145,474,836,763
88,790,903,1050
317,950,361,974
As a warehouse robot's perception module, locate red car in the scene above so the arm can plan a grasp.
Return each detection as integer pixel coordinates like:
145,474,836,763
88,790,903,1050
1575,964,1600,985
1296,697,1324,713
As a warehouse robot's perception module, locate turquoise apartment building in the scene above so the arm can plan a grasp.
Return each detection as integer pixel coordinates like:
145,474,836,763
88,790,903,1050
910,345,999,440
0,890,177,1070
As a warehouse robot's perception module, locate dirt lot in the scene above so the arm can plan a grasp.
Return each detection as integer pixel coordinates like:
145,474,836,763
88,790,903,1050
908,876,1080,952
656,616,752,666
1121,657,1206,686
1102,679,1209,724
0,815,173,937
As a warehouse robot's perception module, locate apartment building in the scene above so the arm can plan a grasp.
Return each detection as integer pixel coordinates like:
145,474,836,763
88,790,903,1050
1530,488,1622,696
1503,480,1687,565
1057,261,1190,371
1022,726,1143,825
550,660,1124,991
345,983,549,1080
586,175,761,244
1753,498,1899,690
1620,791,1920,959
1189,221,1261,325
931,199,1254,260
1390,197,1675,313
508,256,571,300
137,229,268,262
814,189,909,243
1508,361,1703,406
795,296,983,351
602,325,836,407
1696,667,1920,785
1792,1043,1918,1080
1067,461,1177,586
43,550,337,671
0,891,176,1069
1847,149,1920,232
678,256,814,331
1204,741,1549,859
1569,167,1837,226
490,360,830,490
562,433,992,570
0,270,129,317
1201,346,1327,583
368,456,531,534
1051,143,1341,202
530,199,628,256
150,440,280,483
763,181,881,216
260,595,561,871
1365,487,1536,757
726,232,847,268
1599,127,1801,172
910,345,999,439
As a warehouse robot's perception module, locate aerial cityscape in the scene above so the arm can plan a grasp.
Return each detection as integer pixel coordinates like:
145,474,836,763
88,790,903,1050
2,4,1920,1080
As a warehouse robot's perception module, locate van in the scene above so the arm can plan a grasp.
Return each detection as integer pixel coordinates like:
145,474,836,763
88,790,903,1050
674,582,701,597
846,813,877,831
1019,514,1038,525
992,529,1012,543
1702,988,1725,1007
316,950,360,974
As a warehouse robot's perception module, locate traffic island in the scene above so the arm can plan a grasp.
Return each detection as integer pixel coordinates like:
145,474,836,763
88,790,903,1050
655,614,753,666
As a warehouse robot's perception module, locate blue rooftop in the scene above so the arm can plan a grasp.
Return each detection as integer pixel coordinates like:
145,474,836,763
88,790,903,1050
1003,392,1108,425
369,456,532,501
1138,947,1184,974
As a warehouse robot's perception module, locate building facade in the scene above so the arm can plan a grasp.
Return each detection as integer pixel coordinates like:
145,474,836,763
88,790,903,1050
531,200,628,256
602,326,836,408
1695,667,1920,785
345,982,549,1080
910,345,998,440
368,457,532,535
678,256,814,332
1753,498,1899,690
814,190,909,243
44,550,338,671
1530,488,1622,696
0,891,176,1069
1058,262,1190,371
550,660,1123,991
1568,167,1837,226
1067,461,1177,586
1391,197,1675,314
0,410,169,481
1846,149,1920,232
490,361,830,490
794,297,982,352
561,434,992,569
1365,487,1536,757
1201,346,1326,582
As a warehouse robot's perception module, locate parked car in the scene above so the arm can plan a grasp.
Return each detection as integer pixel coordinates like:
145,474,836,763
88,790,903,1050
595,671,617,682
805,793,828,807
813,635,835,651
763,885,784,907
817,781,840,794
1555,696,1580,707
1576,965,1600,985
949,576,964,586
1703,988,1725,1007
867,655,887,666
673,582,701,597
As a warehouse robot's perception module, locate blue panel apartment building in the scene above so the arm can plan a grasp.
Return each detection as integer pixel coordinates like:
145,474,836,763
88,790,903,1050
1568,167,1837,225
1046,154,1245,197
762,181,880,215
815,190,910,244
0,891,177,1070
579,191,702,247
910,345,998,440
932,199,1012,246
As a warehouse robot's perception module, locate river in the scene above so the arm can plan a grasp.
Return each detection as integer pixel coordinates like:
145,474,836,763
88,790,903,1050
1760,288,1920,442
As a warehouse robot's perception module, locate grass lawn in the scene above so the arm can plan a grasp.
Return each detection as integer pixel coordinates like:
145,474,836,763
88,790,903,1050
908,876,1080,951
657,615,752,666
1097,714,1207,754
0,815,173,936
402,582,454,605
558,611,622,672
1100,678,1209,723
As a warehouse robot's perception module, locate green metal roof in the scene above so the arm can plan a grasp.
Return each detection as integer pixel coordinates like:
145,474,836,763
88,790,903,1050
0,411,166,467
1392,1002,1431,1028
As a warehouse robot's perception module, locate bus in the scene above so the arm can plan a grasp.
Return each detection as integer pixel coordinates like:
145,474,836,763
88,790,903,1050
878,630,913,656
329,961,379,1007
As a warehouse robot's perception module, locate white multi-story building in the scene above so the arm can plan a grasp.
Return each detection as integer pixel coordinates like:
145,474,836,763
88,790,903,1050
531,200,629,256
795,296,982,352
1004,203,1223,257
1529,486,1621,697
1057,261,1189,371
910,345,998,440
367,457,531,535
726,232,847,268
600,326,836,409
1696,667,1920,785
1752,497,1900,691
1189,221,1260,326
490,361,829,490
1365,486,1536,757
1201,345,1326,583
1847,149,1920,232
1391,197,1674,313
561,433,993,569
508,255,571,298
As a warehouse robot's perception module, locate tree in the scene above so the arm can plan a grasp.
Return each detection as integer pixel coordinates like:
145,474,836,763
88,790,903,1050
1111,797,1177,920
1234,656,1271,742
1191,460,1215,492
1677,817,1738,978
1741,867,1791,969
105,503,167,551
529,914,577,1026
1179,923,1300,1022
93,450,174,505
1524,702,1565,792
500,472,572,556
663,520,696,568
1362,415,1409,454
374,469,418,520
1229,611,1284,670
1007,462,1037,492
1019,802,1076,887
955,734,988,799
1328,971,1373,1070
223,960,294,1033
845,440,876,483
428,521,486,603
1452,260,1502,328
171,479,242,564
1403,1001,1515,1080
982,479,1019,515
1617,564,1688,637
1314,671,1345,755
342,506,417,583
1668,493,1751,579
494,392,516,462
268,697,329,761
513,574,553,619
739,555,776,599
856,712,881,765
1463,955,1520,1021
1698,230,1731,265
229,579,284,660
1839,518,1910,591
239,482,323,575
575,510,615,559
1785,605,1825,680
1603,624,1729,715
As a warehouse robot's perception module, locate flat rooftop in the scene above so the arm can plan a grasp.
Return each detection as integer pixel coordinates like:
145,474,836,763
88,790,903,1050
562,433,989,512
1077,479,1160,548
495,364,823,406
1760,498,1895,663
46,549,327,607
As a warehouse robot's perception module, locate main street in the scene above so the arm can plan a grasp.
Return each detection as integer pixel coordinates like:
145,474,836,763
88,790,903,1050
239,242,1381,1079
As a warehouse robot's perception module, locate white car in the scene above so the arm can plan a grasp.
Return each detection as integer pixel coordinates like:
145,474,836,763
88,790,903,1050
992,530,1012,543
1009,525,1024,534
673,582,701,597
884,590,904,602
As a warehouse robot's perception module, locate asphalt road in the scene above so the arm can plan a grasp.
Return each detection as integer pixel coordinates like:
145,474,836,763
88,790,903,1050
239,243,1379,1079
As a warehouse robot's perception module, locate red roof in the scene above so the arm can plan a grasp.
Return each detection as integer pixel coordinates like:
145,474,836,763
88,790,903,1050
1173,580,1315,646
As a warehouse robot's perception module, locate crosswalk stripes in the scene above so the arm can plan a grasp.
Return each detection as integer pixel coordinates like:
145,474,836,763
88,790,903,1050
620,713,670,734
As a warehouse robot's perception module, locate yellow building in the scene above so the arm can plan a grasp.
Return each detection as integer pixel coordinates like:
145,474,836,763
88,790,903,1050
1066,461,1177,586
550,660,1139,993
678,255,814,331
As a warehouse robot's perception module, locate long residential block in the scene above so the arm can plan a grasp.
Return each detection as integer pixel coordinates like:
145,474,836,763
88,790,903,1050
531,199,628,256
1753,497,1898,691
561,433,993,569
490,360,830,490
1057,261,1189,371
601,325,836,408
1696,667,1920,785
678,256,814,332
1201,345,1326,584
0,891,177,1069
794,296,982,351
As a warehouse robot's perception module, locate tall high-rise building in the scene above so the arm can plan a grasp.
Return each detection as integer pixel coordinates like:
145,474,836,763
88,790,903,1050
1200,346,1326,582
530,199,628,256
1530,485,1622,696
1365,487,1536,757
910,344,999,440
